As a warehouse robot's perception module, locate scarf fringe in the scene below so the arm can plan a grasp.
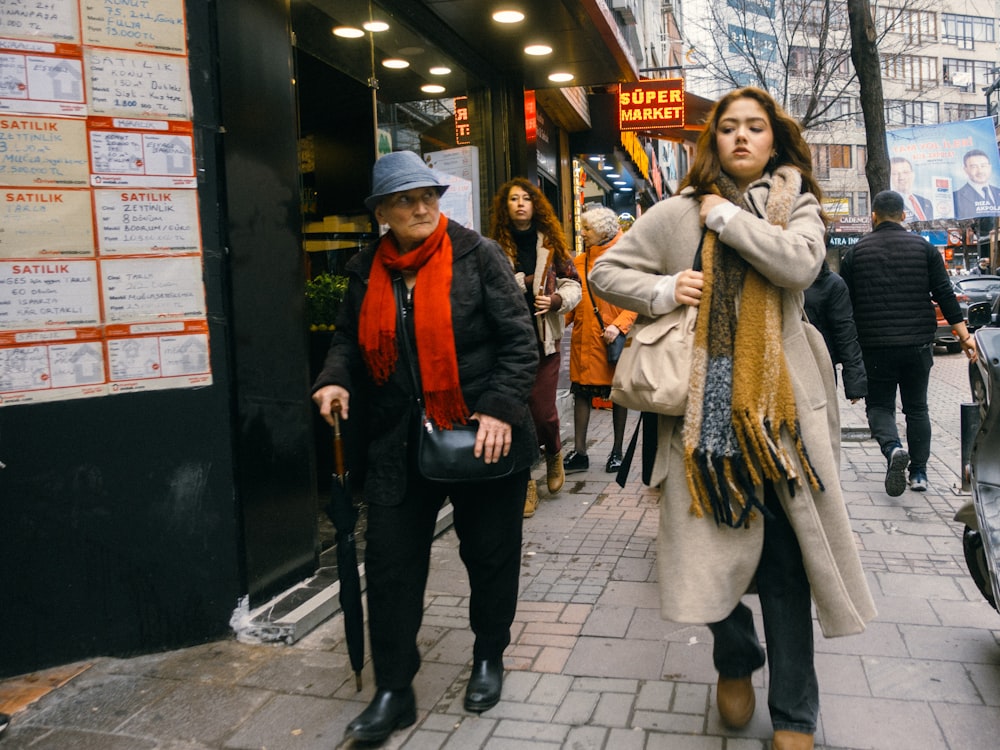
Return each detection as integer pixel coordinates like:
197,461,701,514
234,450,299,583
683,167,823,527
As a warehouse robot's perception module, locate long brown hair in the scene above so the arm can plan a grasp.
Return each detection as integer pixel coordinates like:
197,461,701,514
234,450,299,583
489,177,572,266
682,87,824,206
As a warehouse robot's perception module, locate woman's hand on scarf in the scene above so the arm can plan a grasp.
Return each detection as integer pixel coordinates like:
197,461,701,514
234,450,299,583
674,269,704,307
698,193,728,224
470,412,512,464
313,384,350,425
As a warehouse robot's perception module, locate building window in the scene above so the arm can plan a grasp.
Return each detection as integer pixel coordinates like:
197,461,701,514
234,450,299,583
728,24,777,62
942,58,995,93
881,54,937,91
942,13,995,50
876,7,938,44
811,145,851,177
884,99,939,126
803,0,848,33
885,99,940,125
856,192,869,216
943,102,988,122
857,145,866,176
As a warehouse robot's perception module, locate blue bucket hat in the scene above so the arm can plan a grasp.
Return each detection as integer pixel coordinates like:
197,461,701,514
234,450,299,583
364,151,449,211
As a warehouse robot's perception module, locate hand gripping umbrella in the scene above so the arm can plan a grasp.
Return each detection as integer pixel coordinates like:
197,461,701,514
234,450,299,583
325,413,364,691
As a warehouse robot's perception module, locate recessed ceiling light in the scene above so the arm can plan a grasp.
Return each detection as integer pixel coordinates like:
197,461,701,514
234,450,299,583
429,66,452,75
333,26,364,38
524,44,552,56
363,20,389,32
588,155,601,162
382,58,410,69
548,72,574,82
421,84,446,94
613,180,627,186
492,10,525,23
607,173,620,178
602,164,614,171
619,187,634,192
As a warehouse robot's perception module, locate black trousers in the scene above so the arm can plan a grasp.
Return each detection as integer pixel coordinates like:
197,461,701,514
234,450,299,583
364,467,528,689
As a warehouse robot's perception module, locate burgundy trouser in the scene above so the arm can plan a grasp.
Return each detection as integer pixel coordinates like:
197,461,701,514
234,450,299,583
528,349,562,456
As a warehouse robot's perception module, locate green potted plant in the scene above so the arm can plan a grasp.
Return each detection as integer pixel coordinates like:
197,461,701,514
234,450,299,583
305,273,348,332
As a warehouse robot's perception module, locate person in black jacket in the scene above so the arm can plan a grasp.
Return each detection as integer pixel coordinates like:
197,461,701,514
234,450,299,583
312,151,538,744
841,191,977,496
804,260,867,402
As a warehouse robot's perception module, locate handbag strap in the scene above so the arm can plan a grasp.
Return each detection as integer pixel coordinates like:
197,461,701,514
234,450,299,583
583,248,608,332
392,277,424,411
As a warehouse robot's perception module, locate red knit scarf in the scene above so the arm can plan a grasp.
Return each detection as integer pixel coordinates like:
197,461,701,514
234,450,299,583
359,213,469,429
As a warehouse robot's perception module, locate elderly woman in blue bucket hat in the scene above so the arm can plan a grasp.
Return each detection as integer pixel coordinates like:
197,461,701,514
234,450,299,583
312,150,539,744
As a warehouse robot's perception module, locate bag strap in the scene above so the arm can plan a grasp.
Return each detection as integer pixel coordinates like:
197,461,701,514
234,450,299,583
393,277,424,411
612,231,706,488
583,248,608,332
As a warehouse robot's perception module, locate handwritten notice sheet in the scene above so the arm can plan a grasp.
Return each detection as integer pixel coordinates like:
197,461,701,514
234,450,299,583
0,188,95,258
0,115,89,186
100,256,206,323
84,48,191,120
0,1,211,405
82,0,186,55
0,0,80,45
89,122,195,186
95,188,199,254
0,260,101,329
0,52,87,116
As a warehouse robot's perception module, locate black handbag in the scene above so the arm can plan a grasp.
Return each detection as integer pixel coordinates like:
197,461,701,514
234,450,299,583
394,279,515,482
584,248,626,364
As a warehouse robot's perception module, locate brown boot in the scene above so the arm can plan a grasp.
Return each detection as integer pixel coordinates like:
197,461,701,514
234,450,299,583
772,730,814,750
716,675,755,728
545,451,564,494
523,479,538,518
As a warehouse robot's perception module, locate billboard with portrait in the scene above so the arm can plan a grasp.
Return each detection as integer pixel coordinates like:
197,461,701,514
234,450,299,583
885,117,1000,221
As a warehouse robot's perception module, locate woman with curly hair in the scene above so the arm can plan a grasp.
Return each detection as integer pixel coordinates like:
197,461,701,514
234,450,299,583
490,178,581,516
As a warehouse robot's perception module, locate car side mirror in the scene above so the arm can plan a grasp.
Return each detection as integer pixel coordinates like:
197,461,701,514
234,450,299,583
967,301,991,329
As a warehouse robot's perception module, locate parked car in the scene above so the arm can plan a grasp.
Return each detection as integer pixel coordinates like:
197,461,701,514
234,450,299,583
953,274,1000,314
933,284,970,353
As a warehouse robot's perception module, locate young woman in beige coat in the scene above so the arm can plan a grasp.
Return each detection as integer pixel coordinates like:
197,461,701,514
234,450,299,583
589,88,875,750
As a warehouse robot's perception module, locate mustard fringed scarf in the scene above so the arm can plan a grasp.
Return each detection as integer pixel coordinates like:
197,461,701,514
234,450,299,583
682,167,823,528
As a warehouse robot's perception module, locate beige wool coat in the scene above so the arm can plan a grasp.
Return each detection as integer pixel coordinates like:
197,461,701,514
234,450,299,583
589,179,876,638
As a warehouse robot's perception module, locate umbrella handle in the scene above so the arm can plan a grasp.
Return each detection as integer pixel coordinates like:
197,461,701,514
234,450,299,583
332,413,346,477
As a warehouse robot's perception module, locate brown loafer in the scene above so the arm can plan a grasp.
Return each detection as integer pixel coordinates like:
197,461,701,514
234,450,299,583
772,730,814,750
717,675,755,728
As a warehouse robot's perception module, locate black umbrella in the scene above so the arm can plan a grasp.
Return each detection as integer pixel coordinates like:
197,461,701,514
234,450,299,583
325,413,364,691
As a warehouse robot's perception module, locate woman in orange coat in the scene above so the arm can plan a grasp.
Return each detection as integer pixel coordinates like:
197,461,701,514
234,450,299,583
564,206,638,474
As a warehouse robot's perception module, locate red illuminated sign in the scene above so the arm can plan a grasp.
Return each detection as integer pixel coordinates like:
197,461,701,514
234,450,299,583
454,96,470,145
524,90,536,144
618,79,685,131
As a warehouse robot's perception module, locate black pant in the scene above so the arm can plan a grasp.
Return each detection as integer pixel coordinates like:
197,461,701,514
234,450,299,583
364,468,528,689
863,344,933,472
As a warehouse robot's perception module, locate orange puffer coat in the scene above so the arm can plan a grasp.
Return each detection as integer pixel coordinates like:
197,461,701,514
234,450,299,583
566,232,638,386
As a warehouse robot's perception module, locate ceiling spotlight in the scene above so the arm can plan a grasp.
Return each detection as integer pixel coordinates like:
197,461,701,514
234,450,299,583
421,84,446,94
548,72,574,83
613,180,627,186
492,10,525,23
602,164,614,171
619,187,634,192
382,58,410,69
524,44,552,56
429,66,452,75
588,155,601,162
363,20,389,32
607,173,620,178
333,26,364,38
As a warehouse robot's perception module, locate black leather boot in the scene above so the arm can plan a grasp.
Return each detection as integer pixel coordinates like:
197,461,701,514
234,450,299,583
464,657,503,712
344,686,416,743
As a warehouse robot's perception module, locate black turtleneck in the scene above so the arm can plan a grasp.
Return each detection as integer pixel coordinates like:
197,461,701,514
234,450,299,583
511,225,536,274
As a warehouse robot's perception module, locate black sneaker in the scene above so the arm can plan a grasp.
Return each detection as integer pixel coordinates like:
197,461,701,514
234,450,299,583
563,449,589,474
884,446,909,497
605,451,623,473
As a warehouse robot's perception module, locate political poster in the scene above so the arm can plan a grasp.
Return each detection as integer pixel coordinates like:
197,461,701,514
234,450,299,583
886,118,1000,221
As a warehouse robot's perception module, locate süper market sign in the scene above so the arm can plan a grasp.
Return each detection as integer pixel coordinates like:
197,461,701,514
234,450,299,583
618,79,685,132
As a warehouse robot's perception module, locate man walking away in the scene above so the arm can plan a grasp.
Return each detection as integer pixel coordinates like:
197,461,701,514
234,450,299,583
841,191,978,496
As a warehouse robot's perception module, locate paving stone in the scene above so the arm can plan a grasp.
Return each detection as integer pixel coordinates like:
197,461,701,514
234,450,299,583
632,708,705,734
862,655,982,702
580,603,634,637
564,636,667,681
821,694,948,749
221,693,349,750
899,623,1000,663
591,691,634,727
875,571,967,600
931,701,1000,749
814,653,870,696
493,717,569,741
551,688,598,725
644,732,725,749
0,728,158,749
